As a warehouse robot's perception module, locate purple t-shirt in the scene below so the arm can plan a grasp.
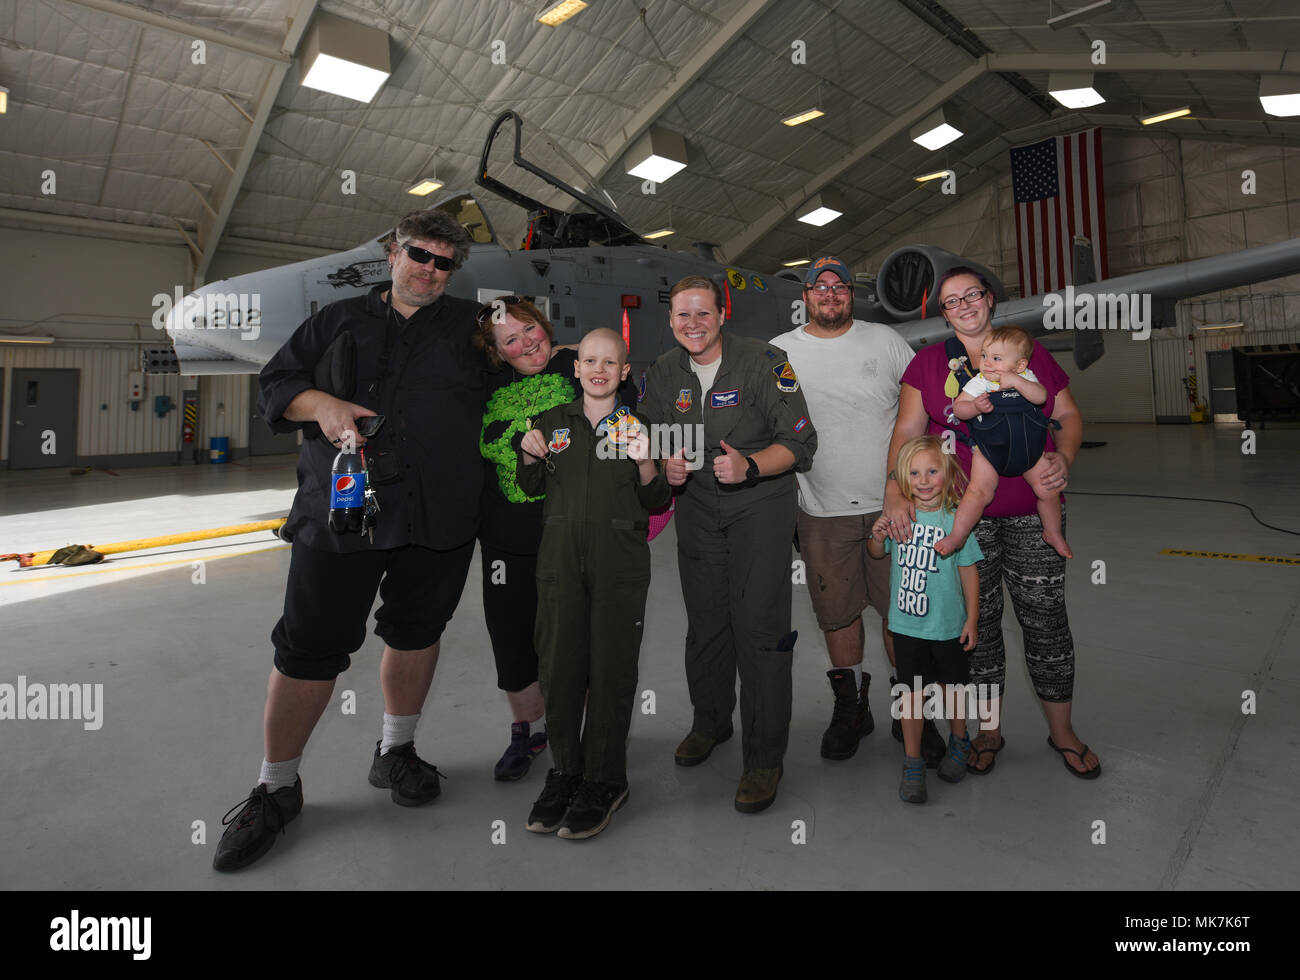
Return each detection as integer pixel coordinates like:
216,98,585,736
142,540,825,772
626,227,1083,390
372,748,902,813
900,341,1069,518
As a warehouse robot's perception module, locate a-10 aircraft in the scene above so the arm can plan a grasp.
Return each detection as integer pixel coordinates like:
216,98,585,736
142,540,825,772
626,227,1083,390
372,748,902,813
154,110,1300,378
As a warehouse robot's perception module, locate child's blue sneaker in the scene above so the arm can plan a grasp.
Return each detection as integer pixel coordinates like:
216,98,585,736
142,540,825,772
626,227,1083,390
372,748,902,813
938,732,972,783
899,755,927,804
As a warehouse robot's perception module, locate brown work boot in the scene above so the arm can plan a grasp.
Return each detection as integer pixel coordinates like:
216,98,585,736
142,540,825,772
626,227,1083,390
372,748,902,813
921,719,946,769
820,668,875,760
734,767,782,813
674,725,733,767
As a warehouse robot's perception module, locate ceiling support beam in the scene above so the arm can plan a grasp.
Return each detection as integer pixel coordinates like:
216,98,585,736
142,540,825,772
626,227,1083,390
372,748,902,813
56,0,291,64
193,0,319,284
586,0,778,182
722,57,987,262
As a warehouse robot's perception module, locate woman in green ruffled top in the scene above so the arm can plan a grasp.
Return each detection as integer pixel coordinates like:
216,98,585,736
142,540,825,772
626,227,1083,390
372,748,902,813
473,296,638,783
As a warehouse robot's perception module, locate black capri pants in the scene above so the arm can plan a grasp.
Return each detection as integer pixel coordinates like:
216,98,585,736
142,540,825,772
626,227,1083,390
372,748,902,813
272,537,475,681
480,542,541,693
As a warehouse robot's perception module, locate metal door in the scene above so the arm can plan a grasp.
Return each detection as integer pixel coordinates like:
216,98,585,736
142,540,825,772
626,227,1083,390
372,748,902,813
8,368,80,469
248,379,301,455
1206,350,1238,421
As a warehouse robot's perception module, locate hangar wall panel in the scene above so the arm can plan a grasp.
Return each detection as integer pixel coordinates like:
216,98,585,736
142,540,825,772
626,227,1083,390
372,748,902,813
1065,331,1155,424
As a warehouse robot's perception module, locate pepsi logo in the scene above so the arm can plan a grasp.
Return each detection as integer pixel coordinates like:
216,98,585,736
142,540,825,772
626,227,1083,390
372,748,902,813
335,476,356,494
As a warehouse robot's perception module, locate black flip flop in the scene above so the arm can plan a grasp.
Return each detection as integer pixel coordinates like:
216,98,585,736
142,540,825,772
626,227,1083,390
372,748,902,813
1047,736,1101,779
966,735,1005,775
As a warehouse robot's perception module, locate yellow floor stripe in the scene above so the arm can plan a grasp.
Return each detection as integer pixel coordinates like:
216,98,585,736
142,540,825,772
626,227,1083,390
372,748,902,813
1161,548,1300,566
1,545,289,586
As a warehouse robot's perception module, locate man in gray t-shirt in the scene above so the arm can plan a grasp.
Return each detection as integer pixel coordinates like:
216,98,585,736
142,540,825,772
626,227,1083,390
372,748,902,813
772,256,944,768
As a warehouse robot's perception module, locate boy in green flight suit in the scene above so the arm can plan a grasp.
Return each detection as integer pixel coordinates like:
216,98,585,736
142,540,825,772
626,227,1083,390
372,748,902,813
517,328,671,839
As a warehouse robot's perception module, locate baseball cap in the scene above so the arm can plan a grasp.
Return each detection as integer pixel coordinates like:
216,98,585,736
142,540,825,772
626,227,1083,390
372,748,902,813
803,255,852,287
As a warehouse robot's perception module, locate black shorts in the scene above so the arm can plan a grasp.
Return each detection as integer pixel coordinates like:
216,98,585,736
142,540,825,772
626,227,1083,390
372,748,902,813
891,632,970,689
271,538,475,681
480,543,540,693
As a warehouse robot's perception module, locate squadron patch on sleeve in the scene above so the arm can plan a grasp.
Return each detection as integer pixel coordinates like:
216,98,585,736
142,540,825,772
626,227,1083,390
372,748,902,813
793,416,808,433
772,361,800,394
548,428,571,454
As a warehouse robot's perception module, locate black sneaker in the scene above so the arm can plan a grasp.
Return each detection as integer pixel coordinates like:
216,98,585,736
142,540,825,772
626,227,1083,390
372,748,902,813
212,777,303,872
557,779,629,840
526,769,582,833
368,740,444,806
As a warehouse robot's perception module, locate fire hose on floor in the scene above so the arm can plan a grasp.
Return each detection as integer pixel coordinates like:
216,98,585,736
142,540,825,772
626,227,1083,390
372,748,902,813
1,519,287,568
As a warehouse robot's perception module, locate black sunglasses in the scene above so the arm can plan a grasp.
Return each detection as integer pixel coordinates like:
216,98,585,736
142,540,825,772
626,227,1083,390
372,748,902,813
399,242,455,270
475,295,526,326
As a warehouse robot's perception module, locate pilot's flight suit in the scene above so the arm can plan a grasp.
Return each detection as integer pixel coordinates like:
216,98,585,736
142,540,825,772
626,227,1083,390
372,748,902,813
639,332,817,771
516,398,671,784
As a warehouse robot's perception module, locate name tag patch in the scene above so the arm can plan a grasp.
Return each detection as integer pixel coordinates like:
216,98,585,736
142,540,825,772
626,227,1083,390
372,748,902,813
710,388,740,408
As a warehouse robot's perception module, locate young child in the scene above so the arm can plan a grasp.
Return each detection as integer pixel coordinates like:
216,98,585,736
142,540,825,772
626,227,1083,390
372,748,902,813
516,328,670,839
935,325,1071,559
868,436,982,804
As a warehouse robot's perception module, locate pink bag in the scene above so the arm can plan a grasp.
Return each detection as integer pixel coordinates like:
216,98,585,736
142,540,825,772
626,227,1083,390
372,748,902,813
647,499,675,542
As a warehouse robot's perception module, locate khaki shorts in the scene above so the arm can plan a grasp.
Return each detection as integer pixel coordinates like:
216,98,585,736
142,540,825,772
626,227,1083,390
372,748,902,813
796,509,891,632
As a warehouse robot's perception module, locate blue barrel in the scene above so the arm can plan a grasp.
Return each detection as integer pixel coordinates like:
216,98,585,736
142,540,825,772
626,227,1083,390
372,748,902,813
209,437,230,464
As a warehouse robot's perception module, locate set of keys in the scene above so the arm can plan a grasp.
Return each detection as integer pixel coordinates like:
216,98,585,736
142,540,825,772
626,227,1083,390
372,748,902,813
362,484,380,543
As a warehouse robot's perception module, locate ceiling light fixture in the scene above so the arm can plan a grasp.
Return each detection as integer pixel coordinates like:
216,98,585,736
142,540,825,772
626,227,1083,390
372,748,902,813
1047,0,1114,30
0,86,8,114
644,227,675,239
407,178,444,196
910,107,963,150
782,258,811,267
1048,71,1105,109
1197,321,1245,331
1259,75,1300,116
796,191,844,227
538,0,589,26
0,333,55,344
913,169,954,183
1140,106,1191,126
782,107,825,127
300,11,391,103
624,125,688,183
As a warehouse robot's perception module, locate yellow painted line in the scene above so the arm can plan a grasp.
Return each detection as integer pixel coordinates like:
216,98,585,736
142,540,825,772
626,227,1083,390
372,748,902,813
1,544,290,586
1161,548,1300,566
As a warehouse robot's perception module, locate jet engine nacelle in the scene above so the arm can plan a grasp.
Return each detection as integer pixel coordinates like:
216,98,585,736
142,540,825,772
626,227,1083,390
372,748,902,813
875,245,1006,321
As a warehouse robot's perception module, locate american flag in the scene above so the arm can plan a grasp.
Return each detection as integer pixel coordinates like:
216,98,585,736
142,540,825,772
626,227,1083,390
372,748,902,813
1010,128,1109,296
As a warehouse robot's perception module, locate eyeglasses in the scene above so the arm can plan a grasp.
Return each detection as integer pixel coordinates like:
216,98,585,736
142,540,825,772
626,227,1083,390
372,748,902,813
940,288,988,310
475,295,525,327
807,283,852,295
399,242,455,270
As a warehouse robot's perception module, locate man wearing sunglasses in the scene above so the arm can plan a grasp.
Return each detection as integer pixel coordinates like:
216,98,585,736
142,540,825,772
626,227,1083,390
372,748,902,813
215,209,485,872
771,256,942,769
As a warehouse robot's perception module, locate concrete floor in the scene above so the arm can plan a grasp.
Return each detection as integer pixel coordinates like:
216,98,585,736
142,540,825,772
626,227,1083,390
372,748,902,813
1,423,1297,890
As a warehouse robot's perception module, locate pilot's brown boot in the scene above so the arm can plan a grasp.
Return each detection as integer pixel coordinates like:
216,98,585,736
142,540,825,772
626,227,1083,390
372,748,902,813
734,767,782,813
674,725,733,767
820,669,874,760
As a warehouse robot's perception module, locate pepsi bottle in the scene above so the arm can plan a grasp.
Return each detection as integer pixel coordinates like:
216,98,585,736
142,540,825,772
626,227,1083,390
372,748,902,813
329,448,366,534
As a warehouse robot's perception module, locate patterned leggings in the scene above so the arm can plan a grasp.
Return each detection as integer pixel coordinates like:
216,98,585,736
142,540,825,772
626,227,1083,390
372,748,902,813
969,507,1075,703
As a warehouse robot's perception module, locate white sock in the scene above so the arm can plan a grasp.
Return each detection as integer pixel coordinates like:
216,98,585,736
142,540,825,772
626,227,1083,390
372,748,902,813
380,712,419,755
259,756,301,792
848,664,863,689
530,716,547,734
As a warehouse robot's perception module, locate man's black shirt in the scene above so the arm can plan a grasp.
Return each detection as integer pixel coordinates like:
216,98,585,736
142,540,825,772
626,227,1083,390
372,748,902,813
259,283,486,552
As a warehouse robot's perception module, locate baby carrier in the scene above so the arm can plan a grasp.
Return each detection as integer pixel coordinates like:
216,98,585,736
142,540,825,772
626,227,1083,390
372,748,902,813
944,337,1060,478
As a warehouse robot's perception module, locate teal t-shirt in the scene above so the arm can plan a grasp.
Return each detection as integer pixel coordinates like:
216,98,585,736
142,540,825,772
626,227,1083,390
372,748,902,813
884,508,984,641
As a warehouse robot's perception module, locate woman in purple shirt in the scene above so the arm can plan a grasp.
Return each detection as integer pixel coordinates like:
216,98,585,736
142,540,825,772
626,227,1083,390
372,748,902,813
880,268,1100,779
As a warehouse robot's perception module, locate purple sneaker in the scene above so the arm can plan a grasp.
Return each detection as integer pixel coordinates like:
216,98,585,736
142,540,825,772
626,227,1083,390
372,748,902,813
494,722,547,781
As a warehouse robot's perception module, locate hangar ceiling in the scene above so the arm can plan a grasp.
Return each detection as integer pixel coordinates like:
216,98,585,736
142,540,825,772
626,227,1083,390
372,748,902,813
2,0,1299,281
